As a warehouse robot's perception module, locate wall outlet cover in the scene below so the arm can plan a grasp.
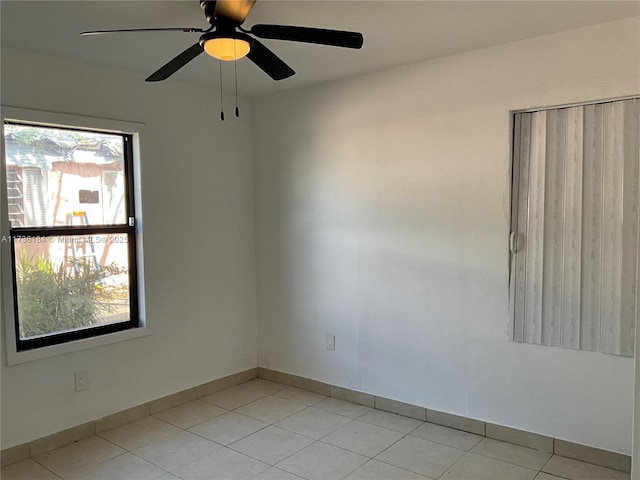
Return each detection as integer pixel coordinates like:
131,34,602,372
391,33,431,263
75,370,89,392
326,333,335,350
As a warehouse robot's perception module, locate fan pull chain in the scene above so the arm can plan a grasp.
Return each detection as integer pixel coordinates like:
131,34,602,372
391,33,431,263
219,60,225,121
234,42,240,118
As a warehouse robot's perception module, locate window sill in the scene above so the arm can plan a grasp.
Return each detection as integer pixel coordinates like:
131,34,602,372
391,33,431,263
5,327,152,366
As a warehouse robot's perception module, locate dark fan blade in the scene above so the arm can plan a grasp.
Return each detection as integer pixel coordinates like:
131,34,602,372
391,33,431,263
81,27,206,35
146,43,204,82
250,25,363,49
214,0,256,24
247,39,294,81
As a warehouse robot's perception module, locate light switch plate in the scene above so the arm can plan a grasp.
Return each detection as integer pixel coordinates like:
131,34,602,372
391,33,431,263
326,333,335,350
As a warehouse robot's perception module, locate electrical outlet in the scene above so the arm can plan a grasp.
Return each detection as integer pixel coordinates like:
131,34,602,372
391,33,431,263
326,333,335,350
75,370,89,392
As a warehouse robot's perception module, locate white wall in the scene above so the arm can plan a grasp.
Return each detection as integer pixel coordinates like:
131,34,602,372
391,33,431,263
253,17,640,454
0,47,258,448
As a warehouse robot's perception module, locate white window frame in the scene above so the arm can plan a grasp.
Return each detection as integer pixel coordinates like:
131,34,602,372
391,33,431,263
1,106,150,365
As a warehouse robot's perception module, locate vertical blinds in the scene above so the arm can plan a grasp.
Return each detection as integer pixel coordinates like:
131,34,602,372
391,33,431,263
510,98,639,356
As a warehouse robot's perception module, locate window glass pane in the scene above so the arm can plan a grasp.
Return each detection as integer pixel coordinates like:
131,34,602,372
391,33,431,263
4,124,126,227
13,234,131,340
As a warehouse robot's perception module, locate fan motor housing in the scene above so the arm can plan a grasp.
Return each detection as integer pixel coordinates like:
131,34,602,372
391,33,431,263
200,1,218,26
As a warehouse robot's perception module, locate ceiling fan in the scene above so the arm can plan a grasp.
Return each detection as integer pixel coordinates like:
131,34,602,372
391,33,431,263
81,0,364,82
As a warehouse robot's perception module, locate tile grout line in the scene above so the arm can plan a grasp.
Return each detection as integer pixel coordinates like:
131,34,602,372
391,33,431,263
96,410,223,479
374,426,470,480
224,392,351,470
435,450,471,480
220,391,396,478
30,456,66,480
187,413,271,448
313,418,422,474
212,392,333,472
120,428,216,478
370,457,439,480
33,445,132,480
126,448,172,478
230,400,317,472
537,454,570,480
404,431,481,454
372,454,432,478
462,449,542,475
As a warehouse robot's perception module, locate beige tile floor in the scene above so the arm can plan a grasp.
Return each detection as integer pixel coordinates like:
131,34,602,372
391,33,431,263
1,378,631,480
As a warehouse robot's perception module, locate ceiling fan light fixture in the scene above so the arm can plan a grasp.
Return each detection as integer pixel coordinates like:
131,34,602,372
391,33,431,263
201,32,251,61
92,1,363,83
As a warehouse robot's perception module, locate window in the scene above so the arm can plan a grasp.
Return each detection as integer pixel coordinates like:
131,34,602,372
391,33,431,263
509,97,639,356
2,121,140,351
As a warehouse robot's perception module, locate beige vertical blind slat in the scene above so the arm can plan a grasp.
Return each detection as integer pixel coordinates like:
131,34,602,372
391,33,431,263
524,111,547,345
542,109,565,346
511,98,638,357
561,106,583,349
620,99,640,356
513,113,532,343
580,103,604,352
509,113,523,341
600,102,625,355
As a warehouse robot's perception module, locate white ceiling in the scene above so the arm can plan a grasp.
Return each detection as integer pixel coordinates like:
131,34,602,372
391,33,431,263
2,1,639,96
